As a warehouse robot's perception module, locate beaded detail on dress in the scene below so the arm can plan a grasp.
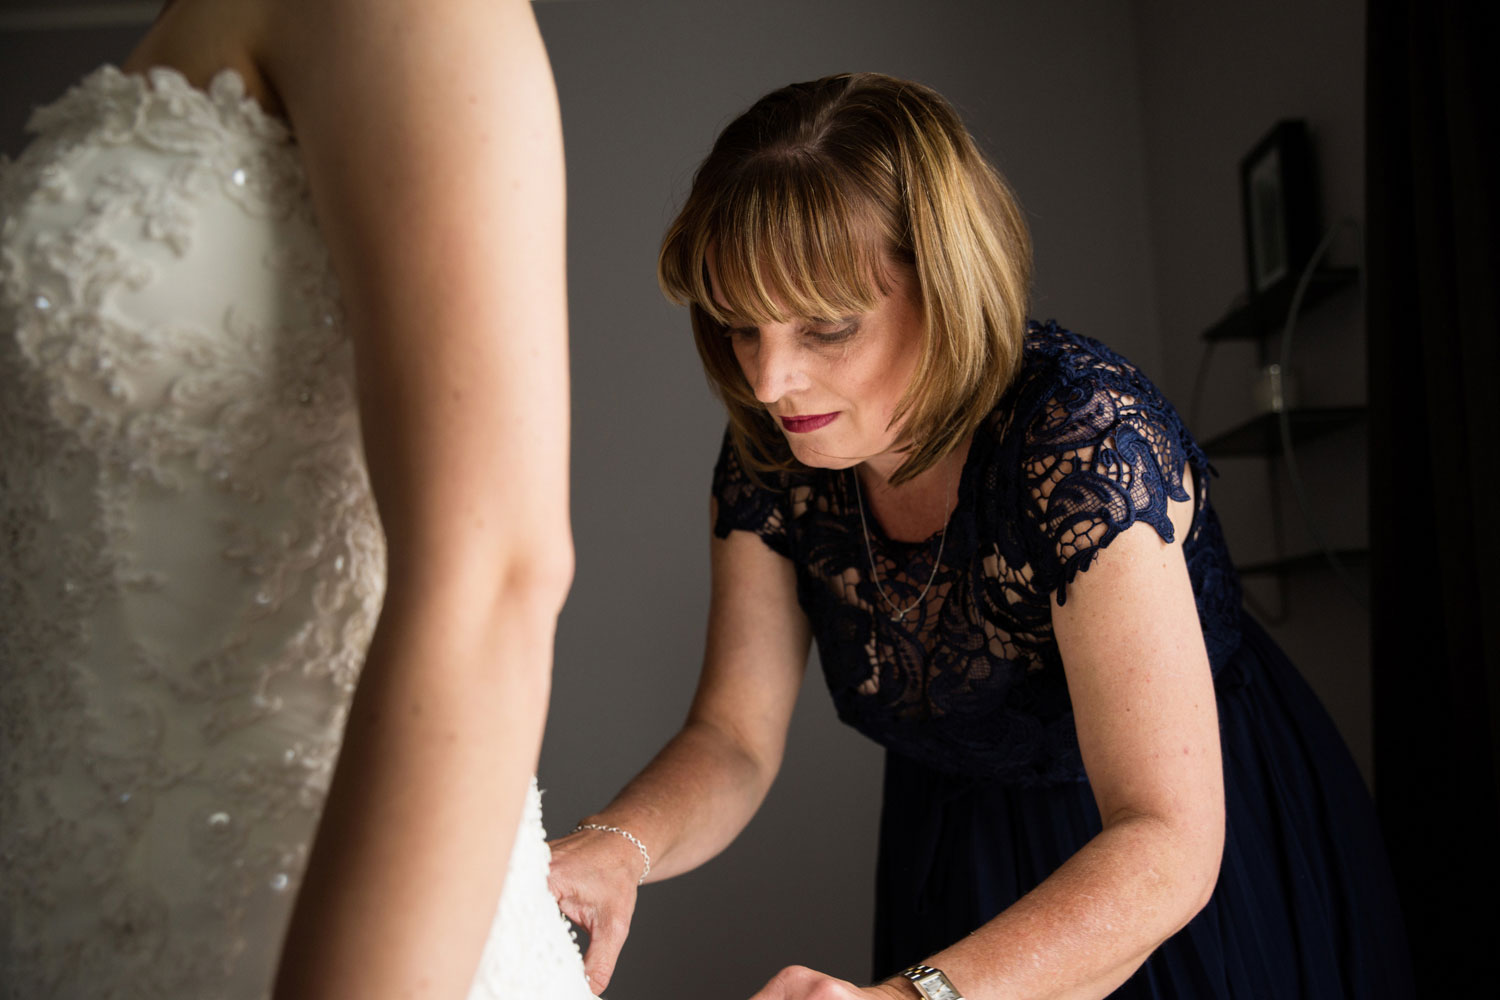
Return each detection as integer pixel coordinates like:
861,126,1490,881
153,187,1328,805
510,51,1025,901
0,65,589,999
712,323,1244,786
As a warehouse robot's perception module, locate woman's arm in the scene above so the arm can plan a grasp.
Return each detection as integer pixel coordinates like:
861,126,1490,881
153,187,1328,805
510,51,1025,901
753,482,1224,1000
264,1,571,997
548,511,812,993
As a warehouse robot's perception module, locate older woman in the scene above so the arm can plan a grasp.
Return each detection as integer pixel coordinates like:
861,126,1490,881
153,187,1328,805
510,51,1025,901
549,73,1411,1000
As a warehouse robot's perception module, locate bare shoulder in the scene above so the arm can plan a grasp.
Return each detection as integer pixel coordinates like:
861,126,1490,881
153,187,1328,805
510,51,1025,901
119,0,281,114
117,0,541,124
261,0,541,82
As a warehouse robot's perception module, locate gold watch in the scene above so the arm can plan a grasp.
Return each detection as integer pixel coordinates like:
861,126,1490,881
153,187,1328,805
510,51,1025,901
898,964,964,1000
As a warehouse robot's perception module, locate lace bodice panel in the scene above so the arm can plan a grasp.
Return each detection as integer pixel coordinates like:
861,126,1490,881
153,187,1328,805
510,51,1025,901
0,67,384,996
713,323,1245,786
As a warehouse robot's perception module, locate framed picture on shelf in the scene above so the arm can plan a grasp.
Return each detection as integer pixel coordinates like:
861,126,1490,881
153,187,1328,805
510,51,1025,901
1239,120,1319,299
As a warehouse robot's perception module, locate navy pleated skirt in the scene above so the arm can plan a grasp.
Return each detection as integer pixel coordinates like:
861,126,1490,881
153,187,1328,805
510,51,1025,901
872,612,1415,997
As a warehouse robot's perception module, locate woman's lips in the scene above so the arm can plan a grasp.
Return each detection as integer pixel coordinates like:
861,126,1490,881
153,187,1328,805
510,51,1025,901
779,412,838,433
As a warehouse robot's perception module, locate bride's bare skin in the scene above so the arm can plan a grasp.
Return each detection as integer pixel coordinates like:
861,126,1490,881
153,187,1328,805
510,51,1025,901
122,2,572,997
122,0,282,115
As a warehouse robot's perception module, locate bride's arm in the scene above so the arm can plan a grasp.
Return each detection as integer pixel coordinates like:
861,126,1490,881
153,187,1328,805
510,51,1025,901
263,1,571,997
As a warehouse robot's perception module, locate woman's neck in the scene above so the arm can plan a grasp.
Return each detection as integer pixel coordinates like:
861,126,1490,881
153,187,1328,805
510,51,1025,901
854,433,971,542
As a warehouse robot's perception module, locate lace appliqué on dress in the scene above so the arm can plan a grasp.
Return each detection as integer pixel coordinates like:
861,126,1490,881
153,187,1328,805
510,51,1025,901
1016,326,1204,605
711,323,1237,786
0,65,382,998
466,780,593,1000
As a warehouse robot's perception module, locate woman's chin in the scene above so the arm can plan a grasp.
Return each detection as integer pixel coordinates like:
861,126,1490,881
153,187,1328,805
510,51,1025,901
785,437,862,470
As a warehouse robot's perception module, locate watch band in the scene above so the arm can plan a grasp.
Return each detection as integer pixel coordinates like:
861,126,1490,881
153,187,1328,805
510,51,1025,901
898,964,965,1000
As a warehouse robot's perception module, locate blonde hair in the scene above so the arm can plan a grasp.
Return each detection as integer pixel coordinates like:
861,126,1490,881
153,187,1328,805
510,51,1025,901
658,72,1033,486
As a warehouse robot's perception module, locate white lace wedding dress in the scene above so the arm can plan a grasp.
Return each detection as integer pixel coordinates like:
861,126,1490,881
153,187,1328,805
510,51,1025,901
0,65,593,999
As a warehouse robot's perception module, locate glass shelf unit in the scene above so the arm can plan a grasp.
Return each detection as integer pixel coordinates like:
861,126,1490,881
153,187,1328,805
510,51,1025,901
1201,268,1359,342
1236,548,1369,577
1201,406,1366,459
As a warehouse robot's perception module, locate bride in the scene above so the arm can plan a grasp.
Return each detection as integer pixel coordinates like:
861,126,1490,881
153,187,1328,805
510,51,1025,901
0,0,592,996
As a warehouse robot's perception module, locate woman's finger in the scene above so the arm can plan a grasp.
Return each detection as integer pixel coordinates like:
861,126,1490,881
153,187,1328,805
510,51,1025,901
580,906,633,995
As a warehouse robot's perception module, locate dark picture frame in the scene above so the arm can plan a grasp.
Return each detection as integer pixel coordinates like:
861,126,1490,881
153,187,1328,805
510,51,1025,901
1239,120,1319,301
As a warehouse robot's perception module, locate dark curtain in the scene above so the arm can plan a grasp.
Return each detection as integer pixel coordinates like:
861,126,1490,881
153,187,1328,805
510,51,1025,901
1366,0,1500,989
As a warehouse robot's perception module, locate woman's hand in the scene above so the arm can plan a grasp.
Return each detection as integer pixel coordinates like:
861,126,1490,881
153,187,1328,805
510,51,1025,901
748,966,908,1000
547,827,646,994
538,525,812,994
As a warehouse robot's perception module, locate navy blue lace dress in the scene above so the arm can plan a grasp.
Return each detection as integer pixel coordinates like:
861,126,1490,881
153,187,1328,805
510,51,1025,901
711,323,1413,998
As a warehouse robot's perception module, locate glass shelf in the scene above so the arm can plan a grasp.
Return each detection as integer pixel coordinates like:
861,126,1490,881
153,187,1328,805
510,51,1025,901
1201,406,1366,458
1236,548,1369,577
1201,268,1359,341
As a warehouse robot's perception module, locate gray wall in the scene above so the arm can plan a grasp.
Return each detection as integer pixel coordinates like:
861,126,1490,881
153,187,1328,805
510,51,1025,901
0,2,1372,998
0,28,144,148
1131,0,1372,786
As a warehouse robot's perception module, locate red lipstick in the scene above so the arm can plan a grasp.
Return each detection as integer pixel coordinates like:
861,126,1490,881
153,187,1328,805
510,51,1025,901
779,412,838,433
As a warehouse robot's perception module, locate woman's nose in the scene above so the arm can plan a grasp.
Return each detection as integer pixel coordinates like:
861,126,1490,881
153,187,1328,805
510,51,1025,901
746,332,809,404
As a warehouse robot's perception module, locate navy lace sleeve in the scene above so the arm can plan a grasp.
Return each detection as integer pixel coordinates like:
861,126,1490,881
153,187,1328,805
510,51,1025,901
1014,326,1209,604
710,428,794,558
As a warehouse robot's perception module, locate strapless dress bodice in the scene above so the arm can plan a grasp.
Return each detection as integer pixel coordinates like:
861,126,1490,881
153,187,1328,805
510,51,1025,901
0,64,589,999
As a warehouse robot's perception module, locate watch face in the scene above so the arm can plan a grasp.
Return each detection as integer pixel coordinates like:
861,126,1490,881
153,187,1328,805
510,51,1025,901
916,971,962,1000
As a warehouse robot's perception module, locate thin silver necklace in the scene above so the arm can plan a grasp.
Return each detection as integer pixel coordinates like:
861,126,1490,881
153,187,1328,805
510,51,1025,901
850,467,953,624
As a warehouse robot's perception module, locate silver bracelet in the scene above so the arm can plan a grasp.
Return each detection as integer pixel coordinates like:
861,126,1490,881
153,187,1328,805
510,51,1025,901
573,822,651,885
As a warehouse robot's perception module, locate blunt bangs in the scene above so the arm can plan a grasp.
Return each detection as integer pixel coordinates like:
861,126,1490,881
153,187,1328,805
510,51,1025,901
664,157,895,328
659,72,1033,487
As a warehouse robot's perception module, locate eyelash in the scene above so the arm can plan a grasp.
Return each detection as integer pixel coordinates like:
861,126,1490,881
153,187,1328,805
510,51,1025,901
809,324,856,344
724,323,856,344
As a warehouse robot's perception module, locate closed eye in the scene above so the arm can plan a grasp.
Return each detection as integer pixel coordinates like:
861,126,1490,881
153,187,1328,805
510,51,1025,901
807,322,858,345
721,319,858,344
